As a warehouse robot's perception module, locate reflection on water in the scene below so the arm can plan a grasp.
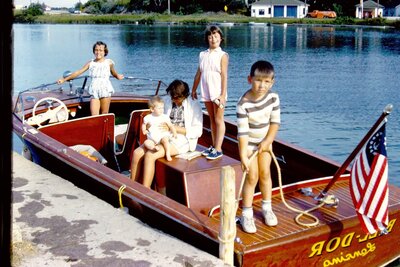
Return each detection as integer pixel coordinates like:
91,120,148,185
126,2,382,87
13,24,400,185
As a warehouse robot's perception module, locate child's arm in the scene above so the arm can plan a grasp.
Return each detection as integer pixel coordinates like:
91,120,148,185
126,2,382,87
167,122,177,138
57,61,90,84
237,99,250,172
191,67,201,100
258,123,280,153
218,53,229,106
109,60,124,80
238,136,250,173
141,122,149,135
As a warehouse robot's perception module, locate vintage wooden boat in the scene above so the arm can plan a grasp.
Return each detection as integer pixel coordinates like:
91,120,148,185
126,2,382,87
12,75,400,266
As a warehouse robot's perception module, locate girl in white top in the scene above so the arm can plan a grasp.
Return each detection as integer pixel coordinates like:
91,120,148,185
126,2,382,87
191,25,229,160
57,41,124,115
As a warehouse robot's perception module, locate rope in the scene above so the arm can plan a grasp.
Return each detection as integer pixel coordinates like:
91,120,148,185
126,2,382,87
118,184,126,209
218,234,236,244
270,149,323,227
235,148,334,228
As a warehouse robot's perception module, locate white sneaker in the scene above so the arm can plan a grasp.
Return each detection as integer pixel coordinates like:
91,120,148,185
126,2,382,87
263,210,278,226
241,215,257,233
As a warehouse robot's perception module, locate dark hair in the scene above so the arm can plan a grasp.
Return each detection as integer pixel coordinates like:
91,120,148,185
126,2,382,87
166,80,190,99
92,41,108,56
204,25,224,46
250,60,275,78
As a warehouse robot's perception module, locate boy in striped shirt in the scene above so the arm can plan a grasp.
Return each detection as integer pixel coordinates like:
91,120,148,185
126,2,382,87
236,60,281,233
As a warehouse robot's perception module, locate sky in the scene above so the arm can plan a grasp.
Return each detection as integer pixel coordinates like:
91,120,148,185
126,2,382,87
14,0,87,8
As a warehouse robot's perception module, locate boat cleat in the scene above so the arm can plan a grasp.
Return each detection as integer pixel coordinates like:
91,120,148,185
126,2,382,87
322,194,339,208
300,187,314,197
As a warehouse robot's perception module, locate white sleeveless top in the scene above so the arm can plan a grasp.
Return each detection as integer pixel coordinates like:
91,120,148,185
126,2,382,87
88,59,114,96
198,47,227,102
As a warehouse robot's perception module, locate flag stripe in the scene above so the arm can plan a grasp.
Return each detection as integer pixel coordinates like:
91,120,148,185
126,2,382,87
350,123,389,235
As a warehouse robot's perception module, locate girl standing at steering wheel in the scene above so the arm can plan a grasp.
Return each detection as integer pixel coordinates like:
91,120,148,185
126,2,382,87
57,41,124,115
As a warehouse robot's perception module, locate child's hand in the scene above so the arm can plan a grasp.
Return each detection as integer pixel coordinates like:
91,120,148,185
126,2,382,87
258,141,271,154
191,91,198,100
241,157,250,173
117,74,124,80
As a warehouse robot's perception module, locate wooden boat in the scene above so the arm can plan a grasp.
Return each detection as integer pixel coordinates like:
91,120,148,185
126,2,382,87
12,76,400,266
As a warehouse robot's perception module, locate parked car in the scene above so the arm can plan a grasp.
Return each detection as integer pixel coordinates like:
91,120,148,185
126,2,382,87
306,10,337,18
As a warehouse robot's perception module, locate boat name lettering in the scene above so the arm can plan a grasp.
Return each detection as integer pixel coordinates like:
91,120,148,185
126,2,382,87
309,218,396,258
322,242,376,267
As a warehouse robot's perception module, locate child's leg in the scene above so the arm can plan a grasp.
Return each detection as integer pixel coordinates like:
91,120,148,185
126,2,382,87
258,152,277,226
204,102,216,147
240,154,259,233
161,137,172,161
242,152,259,208
90,98,100,115
143,139,157,151
212,102,226,152
258,152,273,200
99,97,111,114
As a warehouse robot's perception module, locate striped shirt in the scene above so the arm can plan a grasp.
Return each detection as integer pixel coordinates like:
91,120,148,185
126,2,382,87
236,90,280,151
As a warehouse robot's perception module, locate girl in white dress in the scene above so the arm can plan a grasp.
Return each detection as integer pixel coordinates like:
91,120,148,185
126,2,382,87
191,25,229,160
57,41,124,115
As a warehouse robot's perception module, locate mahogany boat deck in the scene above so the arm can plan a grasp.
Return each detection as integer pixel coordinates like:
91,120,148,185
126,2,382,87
13,87,400,266
210,179,400,248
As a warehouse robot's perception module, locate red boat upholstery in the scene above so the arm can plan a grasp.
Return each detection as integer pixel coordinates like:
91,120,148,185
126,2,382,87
39,114,118,170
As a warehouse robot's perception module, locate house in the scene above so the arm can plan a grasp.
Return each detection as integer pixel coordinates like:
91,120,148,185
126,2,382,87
383,0,400,17
250,0,309,19
355,0,384,18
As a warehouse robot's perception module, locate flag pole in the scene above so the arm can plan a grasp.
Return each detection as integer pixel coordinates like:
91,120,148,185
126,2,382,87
315,104,393,201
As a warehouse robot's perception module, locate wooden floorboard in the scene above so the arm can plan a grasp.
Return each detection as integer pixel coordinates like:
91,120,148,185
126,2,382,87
211,179,400,247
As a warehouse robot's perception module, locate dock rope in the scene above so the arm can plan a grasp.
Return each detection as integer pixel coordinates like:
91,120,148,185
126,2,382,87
236,148,335,228
118,184,127,210
270,149,323,227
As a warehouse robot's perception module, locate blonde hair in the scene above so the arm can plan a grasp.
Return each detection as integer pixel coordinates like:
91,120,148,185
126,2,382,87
148,95,164,108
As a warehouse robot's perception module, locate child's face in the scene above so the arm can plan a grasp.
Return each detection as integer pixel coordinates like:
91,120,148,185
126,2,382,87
248,70,275,96
93,44,106,60
152,102,164,116
207,31,222,49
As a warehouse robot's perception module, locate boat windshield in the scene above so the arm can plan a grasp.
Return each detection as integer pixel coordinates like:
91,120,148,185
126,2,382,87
13,75,168,121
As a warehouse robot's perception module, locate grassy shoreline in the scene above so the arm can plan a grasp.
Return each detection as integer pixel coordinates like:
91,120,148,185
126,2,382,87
14,12,400,29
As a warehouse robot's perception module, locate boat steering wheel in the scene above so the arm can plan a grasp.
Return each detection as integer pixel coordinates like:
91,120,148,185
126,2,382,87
31,97,69,127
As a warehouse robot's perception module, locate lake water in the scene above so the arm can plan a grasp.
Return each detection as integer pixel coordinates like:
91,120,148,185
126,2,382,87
13,23,400,186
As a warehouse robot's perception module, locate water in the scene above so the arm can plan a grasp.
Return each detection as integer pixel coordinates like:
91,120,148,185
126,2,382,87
13,24,400,186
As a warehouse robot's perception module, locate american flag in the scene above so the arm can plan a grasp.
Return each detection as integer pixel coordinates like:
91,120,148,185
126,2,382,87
350,122,389,234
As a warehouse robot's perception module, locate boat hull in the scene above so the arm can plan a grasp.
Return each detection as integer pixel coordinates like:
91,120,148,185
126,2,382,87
12,86,400,266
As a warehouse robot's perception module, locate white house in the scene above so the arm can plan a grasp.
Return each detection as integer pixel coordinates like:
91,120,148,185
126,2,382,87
355,0,384,18
251,0,309,19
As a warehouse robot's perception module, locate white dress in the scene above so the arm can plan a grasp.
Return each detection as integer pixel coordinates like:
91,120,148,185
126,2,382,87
198,47,228,102
143,113,172,144
88,59,115,98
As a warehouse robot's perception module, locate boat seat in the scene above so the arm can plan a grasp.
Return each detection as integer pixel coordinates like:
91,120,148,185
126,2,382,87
39,114,119,171
116,109,150,170
154,145,243,215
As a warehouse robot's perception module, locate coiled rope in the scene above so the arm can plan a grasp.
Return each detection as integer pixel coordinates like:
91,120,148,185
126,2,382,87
236,148,334,227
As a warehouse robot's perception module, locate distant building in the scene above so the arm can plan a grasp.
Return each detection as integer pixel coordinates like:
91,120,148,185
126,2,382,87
250,0,309,18
355,0,384,18
383,0,400,17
